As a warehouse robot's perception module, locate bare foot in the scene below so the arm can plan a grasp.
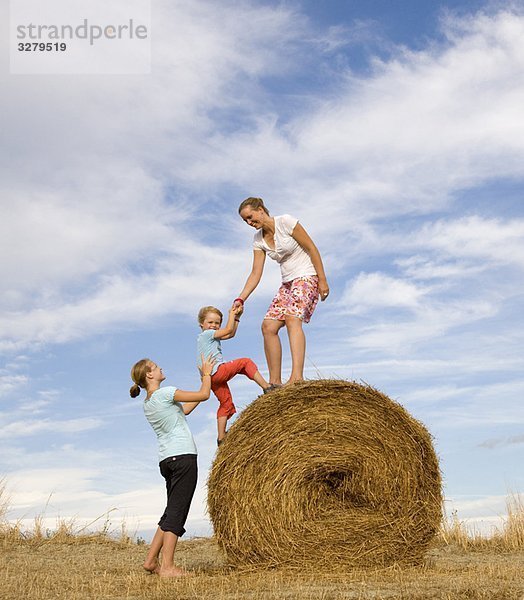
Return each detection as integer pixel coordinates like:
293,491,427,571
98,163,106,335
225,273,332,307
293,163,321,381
143,559,159,574
158,565,188,578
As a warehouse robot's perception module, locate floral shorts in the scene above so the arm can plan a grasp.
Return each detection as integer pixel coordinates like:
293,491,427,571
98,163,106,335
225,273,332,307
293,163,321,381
264,276,319,323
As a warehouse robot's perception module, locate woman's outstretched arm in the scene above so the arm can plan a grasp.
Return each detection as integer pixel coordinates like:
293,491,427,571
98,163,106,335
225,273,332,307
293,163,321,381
236,249,266,302
291,223,330,300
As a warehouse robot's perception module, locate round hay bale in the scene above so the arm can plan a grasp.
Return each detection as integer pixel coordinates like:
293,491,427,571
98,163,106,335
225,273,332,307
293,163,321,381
207,380,442,569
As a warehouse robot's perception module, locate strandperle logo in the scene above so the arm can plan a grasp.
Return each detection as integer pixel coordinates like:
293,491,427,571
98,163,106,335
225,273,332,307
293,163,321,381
16,18,148,46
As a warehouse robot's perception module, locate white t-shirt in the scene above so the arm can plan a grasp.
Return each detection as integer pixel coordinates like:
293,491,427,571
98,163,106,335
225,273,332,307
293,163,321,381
252,214,317,283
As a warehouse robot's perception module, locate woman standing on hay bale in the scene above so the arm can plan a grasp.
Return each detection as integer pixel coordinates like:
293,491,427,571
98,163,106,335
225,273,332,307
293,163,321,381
235,197,329,385
130,355,214,578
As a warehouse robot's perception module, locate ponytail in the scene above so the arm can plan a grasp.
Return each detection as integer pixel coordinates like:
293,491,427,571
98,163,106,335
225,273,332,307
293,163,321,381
130,383,141,398
130,358,152,398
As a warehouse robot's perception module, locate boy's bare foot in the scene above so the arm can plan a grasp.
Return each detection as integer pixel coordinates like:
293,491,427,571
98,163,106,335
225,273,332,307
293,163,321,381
158,565,188,578
143,559,159,574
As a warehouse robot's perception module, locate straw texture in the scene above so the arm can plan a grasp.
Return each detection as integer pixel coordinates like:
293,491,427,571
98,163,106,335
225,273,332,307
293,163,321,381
207,380,442,569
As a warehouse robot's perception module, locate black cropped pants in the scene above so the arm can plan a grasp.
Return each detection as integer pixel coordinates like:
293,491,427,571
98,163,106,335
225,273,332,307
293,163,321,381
158,453,197,537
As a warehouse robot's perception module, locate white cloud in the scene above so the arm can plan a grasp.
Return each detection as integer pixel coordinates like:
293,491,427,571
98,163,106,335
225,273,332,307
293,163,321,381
415,216,524,266
2,8,524,353
341,272,430,312
0,242,281,351
332,211,524,356
1,3,524,541
443,494,515,535
340,270,497,353
0,374,28,397
479,434,524,449
424,380,524,427
0,0,303,351
347,301,496,353
395,255,484,281
0,417,102,439
3,434,219,538
188,10,524,228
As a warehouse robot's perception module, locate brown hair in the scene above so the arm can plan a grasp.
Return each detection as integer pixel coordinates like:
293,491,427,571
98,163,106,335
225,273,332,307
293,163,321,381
238,197,270,216
198,306,223,325
130,358,152,398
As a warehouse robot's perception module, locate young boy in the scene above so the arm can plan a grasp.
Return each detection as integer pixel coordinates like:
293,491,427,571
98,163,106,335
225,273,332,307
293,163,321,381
197,304,273,445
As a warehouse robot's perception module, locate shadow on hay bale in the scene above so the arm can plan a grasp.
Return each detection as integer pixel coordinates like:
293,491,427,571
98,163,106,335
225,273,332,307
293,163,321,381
207,380,442,569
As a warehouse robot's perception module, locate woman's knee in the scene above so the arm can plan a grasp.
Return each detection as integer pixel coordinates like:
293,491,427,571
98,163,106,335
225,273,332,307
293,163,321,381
261,319,282,336
284,315,303,330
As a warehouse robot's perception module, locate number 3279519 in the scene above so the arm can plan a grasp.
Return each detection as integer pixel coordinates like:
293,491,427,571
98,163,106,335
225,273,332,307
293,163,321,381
18,42,67,51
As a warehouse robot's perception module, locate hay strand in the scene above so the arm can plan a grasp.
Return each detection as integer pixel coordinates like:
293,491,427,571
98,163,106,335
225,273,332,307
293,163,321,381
207,380,442,569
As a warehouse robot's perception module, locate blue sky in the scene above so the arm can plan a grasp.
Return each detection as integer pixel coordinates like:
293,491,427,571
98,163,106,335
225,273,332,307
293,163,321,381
1,0,524,539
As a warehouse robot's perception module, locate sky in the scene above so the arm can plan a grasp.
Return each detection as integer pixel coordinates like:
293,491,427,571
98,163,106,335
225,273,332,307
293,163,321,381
1,0,524,541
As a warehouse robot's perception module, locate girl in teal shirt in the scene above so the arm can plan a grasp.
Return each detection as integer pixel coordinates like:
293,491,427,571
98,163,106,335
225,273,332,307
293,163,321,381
130,355,214,578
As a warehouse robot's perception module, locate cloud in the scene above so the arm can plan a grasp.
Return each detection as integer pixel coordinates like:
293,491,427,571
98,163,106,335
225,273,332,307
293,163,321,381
2,1,524,545
3,433,220,537
444,493,513,534
2,7,524,354
0,417,102,439
192,9,524,226
0,0,302,351
341,272,430,312
0,375,29,397
331,211,524,356
479,434,524,449
424,380,524,427
341,285,497,354
0,242,282,351
414,216,524,267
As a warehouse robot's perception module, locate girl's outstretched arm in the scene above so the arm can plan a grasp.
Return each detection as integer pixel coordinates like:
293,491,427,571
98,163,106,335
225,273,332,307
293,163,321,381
175,356,215,414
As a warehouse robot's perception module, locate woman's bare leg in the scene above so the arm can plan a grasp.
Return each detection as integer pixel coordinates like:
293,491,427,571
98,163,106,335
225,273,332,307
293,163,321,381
285,316,306,383
262,319,285,384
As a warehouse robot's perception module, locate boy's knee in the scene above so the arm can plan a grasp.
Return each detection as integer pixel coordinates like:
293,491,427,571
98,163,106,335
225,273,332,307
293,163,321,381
242,358,258,377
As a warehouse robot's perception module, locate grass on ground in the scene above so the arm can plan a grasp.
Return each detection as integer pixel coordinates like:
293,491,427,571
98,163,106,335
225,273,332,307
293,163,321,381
1,481,523,600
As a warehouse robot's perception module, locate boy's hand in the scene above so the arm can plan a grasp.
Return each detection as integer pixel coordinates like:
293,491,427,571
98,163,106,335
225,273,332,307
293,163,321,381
234,304,244,316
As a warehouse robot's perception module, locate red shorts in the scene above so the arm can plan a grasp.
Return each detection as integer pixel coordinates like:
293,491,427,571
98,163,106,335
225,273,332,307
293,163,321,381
211,358,259,419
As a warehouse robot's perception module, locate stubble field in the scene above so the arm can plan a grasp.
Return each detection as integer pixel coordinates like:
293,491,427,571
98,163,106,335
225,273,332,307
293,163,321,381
1,532,524,599
2,481,523,600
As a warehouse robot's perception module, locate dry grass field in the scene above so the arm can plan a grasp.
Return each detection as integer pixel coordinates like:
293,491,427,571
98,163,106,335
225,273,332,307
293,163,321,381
1,484,524,600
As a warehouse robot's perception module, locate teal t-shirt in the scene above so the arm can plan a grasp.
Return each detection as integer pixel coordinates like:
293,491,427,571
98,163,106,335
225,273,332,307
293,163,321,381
196,329,223,376
143,386,197,461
